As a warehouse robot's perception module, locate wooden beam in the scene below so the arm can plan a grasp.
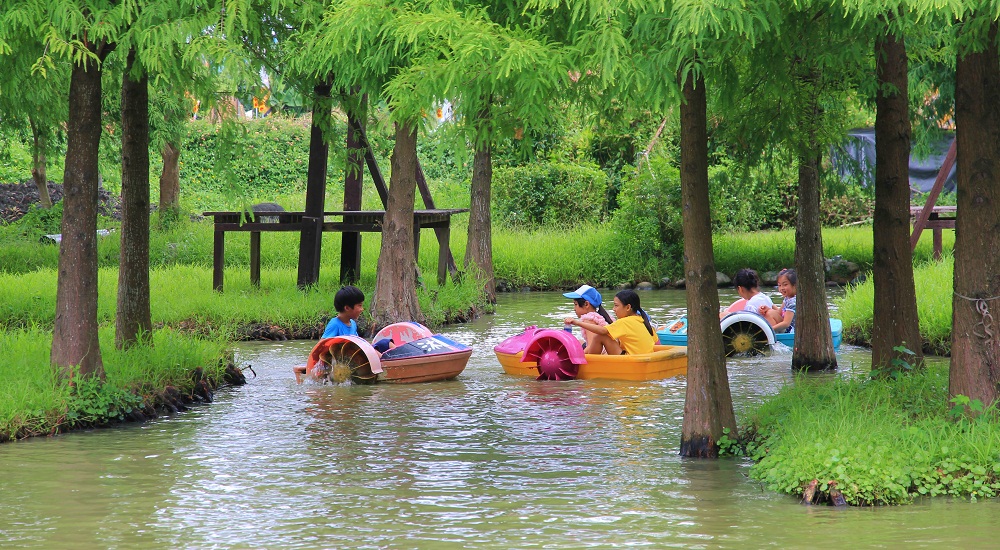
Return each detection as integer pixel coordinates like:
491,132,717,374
347,117,389,207
416,162,459,280
911,139,956,250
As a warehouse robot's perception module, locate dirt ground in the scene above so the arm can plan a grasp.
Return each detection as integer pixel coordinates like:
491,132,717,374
0,180,121,224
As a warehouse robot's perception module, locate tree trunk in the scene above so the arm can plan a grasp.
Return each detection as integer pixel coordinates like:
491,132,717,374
52,49,106,380
116,49,152,349
950,22,1000,405
158,141,181,218
872,25,923,371
29,117,52,209
792,149,838,371
678,73,737,458
465,119,496,304
372,121,425,331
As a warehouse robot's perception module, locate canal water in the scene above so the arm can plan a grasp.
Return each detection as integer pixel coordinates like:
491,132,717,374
2,290,996,548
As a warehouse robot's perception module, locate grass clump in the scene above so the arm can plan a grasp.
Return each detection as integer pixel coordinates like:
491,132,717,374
0,327,228,442
742,366,1000,505
713,226,954,277
836,256,954,355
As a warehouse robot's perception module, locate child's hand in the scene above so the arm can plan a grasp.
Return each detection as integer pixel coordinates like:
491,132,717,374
758,305,771,315
564,317,575,325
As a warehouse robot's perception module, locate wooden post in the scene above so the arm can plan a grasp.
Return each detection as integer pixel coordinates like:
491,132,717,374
437,224,450,285
213,228,225,292
416,162,459,280
413,223,421,263
341,106,365,283
250,231,261,287
297,81,332,288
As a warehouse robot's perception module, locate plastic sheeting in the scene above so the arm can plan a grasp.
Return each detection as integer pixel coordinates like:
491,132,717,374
830,128,956,193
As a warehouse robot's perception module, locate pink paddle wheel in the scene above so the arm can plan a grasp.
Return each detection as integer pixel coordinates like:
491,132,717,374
522,329,587,381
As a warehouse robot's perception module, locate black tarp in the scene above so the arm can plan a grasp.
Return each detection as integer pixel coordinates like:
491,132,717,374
830,128,956,193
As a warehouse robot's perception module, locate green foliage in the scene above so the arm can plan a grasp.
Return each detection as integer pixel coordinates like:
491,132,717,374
491,221,667,289
10,201,64,237
744,366,1000,505
837,257,955,355
717,427,742,456
65,372,145,426
0,135,34,184
178,117,342,211
613,156,683,262
492,161,608,227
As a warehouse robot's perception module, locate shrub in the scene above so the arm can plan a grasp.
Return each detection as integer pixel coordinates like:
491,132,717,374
492,161,608,227
177,116,346,211
613,156,683,267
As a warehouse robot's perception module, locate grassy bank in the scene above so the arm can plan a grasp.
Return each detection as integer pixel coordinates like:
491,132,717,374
0,264,487,336
836,257,953,355
712,226,954,276
742,366,1000,505
0,327,237,442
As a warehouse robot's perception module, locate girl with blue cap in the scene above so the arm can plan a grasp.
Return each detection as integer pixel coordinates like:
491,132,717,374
562,285,613,349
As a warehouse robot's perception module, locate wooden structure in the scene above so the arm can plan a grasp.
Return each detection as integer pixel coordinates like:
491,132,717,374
910,140,957,260
203,209,466,292
204,103,466,291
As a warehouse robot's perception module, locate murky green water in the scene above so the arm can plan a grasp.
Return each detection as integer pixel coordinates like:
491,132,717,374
2,290,995,548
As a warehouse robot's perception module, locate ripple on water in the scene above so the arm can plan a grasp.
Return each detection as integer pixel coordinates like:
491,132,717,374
1,290,987,548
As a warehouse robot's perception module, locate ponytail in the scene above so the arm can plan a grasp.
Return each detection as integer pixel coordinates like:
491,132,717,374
615,289,654,335
597,305,613,324
637,307,654,336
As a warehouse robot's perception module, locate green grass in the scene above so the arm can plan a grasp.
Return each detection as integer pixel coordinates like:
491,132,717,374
712,225,955,276
836,256,954,355
0,262,489,335
0,326,227,441
492,221,671,289
743,365,1000,505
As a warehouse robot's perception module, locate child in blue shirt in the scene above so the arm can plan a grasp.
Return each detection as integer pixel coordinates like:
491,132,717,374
322,285,365,338
295,286,367,383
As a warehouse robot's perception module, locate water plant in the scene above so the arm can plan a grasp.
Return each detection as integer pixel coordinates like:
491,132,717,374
742,365,1000,505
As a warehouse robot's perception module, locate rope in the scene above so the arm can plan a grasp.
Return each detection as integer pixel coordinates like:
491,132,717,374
954,292,998,348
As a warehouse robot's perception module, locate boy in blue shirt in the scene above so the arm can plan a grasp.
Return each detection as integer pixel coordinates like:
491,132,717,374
322,285,365,338
294,286,367,383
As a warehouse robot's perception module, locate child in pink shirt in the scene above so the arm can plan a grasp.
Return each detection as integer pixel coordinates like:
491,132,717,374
562,285,613,349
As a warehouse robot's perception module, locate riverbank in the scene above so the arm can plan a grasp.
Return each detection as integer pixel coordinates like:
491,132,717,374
0,327,246,442
739,364,1000,505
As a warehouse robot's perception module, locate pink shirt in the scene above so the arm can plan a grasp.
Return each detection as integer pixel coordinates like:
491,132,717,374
580,311,608,327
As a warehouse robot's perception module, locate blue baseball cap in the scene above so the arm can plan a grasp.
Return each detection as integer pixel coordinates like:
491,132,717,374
563,285,602,308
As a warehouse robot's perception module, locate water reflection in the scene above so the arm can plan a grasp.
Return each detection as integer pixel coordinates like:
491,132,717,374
0,290,981,549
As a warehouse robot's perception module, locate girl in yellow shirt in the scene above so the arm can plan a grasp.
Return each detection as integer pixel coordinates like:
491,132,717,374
565,289,657,355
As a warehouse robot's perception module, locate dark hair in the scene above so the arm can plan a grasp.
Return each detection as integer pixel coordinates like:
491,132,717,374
777,268,798,286
732,268,761,291
615,289,654,336
334,285,365,312
576,297,614,324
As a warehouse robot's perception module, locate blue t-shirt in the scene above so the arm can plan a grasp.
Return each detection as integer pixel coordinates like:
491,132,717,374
322,317,357,338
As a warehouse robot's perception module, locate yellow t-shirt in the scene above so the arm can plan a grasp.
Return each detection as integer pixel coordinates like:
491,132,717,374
606,314,657,355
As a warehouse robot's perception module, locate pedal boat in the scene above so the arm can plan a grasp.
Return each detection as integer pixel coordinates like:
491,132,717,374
494,326,687,381
304,322,472,384
657,299,842,356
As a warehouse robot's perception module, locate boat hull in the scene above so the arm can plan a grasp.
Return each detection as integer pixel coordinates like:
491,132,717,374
380,349,473,383
658,318,843,351
497,345,687,381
